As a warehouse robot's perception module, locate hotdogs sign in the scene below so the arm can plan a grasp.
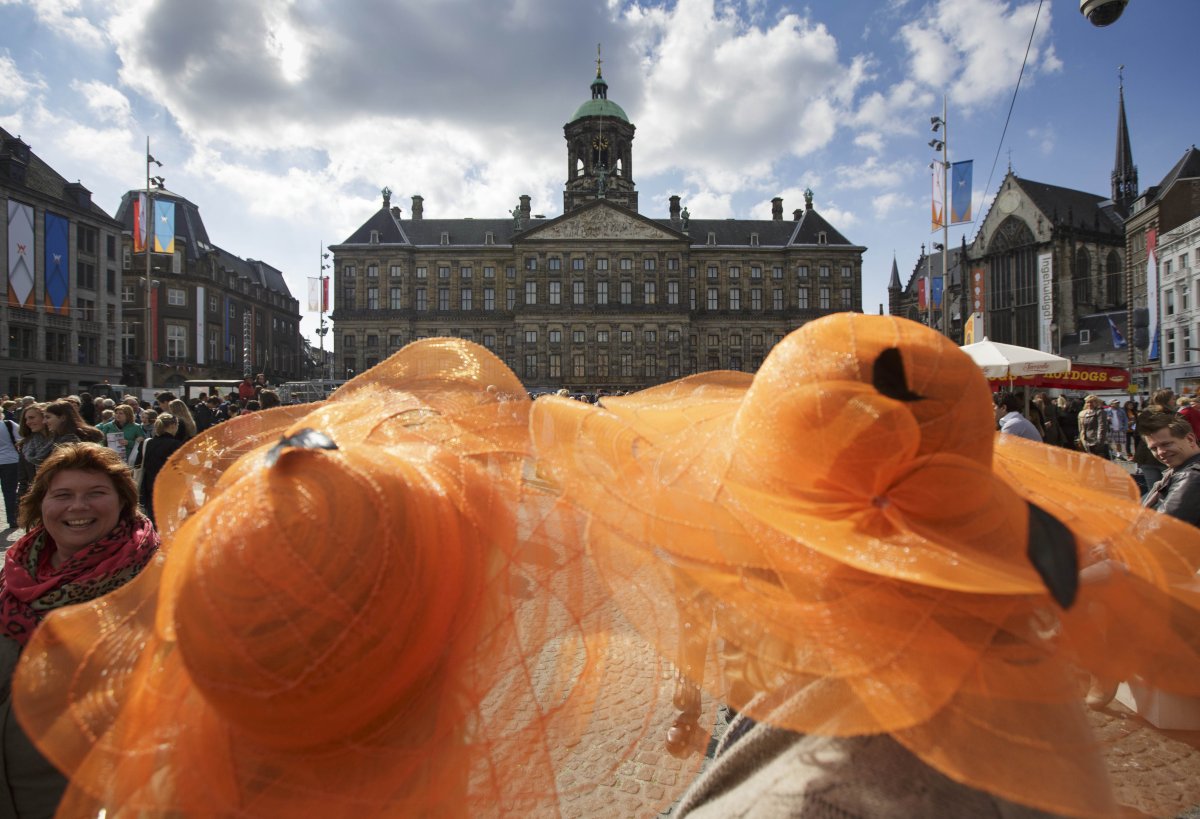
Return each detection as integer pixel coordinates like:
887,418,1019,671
988,363,1130,391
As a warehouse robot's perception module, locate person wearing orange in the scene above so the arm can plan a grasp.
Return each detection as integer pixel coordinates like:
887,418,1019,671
532,314,1200,818
12,339,691,818
0,444,158,817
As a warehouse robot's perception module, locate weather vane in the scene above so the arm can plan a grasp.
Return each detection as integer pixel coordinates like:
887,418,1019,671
596,43,603,78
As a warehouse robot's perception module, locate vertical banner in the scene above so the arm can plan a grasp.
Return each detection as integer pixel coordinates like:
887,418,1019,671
7,201,34,308
918,276,928,310
307,277,321,312
323,277,329,312
1147,228,1159,360
931,169,945,232
196,285,206,365
44,212,70,315
970,265,987,326
133,193,147,254
964,312,984,345
242,310,253,377
149,285,159,361
153,200,175,254
1037,252,1054,352
950,160,973,224
931,276,944,310
224,296,233,363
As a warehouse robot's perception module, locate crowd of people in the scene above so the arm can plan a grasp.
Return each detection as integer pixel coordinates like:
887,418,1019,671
0,321,1195,816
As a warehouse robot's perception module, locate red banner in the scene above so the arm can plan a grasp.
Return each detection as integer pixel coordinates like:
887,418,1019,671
987,363,1130,391
918,277,927,310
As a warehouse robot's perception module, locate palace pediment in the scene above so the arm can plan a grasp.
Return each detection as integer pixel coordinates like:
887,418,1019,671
521,202,683,242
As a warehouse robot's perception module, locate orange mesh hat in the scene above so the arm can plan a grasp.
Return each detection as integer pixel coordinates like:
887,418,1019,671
531,314,1200,819
14,339,691,817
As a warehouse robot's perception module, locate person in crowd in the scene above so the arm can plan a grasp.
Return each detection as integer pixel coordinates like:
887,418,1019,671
1077,394,1110,458
44,400,104,447
76,392,95,426
254,372,269,392
166,399,197,443
154,392,177,415
1134,388,1176,490
140,408,158,439
258,389,281,409
237,376,256,406
1139,412,1200,526
1123,399,1139,456
994,393,1041,442
1056,395,1080,448
1029,391,1064,446
139,414,183,526
122,396,143,425
244,399,262,413
15,397,34,425
206,394,228,425
191,392,214,433
95,404,144,461
1106,399,1129,459
0,402,16,423
16,403,52,499
1178,394,1200,440
0,443,159,816
0,412,20,530
98,409,115,424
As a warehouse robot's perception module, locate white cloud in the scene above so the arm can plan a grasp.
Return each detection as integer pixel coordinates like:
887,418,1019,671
835,156,913,190
1026,124,1055,156
872,191,914,219
854,132,884,153
71,80,132,125
25,0,107,48
898,0,1056,111
0,54,46,107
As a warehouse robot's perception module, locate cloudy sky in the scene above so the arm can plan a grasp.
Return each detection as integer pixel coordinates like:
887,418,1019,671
2,0,1198,341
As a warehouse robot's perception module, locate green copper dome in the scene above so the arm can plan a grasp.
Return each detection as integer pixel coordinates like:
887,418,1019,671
570,97,629,123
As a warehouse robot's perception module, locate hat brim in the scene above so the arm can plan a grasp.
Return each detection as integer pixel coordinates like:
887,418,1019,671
16,339,706,816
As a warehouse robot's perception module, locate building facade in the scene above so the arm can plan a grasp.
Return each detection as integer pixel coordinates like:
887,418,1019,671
330,69,864,391
113,190,304,389
1,128,124,398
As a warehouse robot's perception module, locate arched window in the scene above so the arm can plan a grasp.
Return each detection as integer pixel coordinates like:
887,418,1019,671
1106,250,1122,307
1073,247,1091,306
575,157,584,177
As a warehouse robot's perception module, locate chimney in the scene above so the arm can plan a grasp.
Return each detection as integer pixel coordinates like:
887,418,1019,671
519,194,531,221
390,206,401,220
793,209,803,221
411,194,424,220
771,197,783,220
669,195,680,220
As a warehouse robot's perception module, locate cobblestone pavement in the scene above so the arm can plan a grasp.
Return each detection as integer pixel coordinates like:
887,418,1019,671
1092,700,1200,818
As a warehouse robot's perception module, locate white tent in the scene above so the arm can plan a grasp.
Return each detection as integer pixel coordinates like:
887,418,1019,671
959,338,1072,380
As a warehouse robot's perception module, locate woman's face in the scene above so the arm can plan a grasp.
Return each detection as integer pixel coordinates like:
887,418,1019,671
24,408,44,432
42,469,122,555
45,412,64,434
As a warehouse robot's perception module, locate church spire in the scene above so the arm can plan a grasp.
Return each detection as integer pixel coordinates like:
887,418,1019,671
1112,66,1138,215
888,254,901,290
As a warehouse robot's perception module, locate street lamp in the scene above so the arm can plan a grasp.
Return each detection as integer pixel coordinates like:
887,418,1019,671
931,100,950,338
318,245,331,381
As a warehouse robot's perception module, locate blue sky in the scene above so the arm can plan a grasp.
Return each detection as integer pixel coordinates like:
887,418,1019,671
2,0,1197,342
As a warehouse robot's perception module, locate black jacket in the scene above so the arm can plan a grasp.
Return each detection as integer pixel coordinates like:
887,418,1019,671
1142,453,1200,526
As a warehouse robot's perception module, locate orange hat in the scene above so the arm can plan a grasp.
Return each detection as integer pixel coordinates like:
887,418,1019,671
14,339,695,817
531,314,1200,818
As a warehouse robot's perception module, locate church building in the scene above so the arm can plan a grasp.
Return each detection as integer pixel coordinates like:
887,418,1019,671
330,60,865,392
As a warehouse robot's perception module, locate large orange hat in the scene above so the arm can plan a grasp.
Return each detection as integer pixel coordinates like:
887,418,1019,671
531,314,1200,818
14,339,695,817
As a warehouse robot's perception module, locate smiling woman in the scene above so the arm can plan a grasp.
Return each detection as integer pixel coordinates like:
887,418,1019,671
0,444,159,817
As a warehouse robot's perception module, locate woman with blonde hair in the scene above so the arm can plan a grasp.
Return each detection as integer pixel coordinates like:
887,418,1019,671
166,398,196,443
15,402,52,498
139,413,183,524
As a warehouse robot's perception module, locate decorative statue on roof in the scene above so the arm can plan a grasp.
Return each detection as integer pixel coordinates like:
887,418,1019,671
381,187,392,208
803,188,813,210
596,164,608,197
510,204,523,231
680,206,689,232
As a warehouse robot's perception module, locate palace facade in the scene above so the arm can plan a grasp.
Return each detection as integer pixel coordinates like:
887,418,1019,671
330,66,864,392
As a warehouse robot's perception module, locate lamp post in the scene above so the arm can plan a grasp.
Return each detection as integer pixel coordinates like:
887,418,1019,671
317,244,331,381
144,138,164,394
930,96,950,339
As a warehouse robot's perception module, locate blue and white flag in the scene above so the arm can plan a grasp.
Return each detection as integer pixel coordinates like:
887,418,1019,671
1107,316,1127,349
950,160,973,224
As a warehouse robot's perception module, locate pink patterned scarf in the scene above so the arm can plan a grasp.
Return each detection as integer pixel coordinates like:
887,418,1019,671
0,516,159,647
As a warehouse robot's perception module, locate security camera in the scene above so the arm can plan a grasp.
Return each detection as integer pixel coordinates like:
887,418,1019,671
1080,0,1128,27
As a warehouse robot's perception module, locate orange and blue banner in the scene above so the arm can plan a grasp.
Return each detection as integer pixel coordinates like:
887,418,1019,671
931,169,945,232
153,200,175,254
44,212,70,315
950,160,972,224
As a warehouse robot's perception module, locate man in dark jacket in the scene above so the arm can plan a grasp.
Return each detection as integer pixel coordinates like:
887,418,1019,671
1140,413,1200,526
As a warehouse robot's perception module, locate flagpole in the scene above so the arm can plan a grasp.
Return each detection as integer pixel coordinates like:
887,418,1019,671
941,94,950,338
144,137,153,395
